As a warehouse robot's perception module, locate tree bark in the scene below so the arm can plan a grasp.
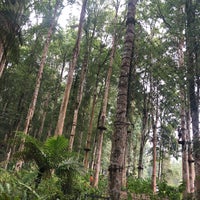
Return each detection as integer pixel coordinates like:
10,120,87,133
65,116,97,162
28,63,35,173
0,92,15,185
0,40,5,77
178,36,190,196
180,97,190,195
138,93,150,178
150,77,159,194
54,0,88,136
186,0,200,198
0,56,6,78
68,20,96,150
152,123,157,194
68,49,88,151
109,0,137,199
83,46,107,169
187,109,195,193
37,93,51,139
93,3,119,187
83,64,100,169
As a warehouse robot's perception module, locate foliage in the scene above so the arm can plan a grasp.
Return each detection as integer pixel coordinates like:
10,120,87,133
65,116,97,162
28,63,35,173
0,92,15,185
0,168,40,199
127,177,153,195
127,177,183,200
157,180,183,200
13,134,85,199
0,166,101,200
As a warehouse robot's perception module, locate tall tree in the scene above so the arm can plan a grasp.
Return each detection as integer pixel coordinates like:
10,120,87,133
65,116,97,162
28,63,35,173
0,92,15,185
177,36,190,196
138,92,150,178
109,0,137,199
68,5,97,150
83,44,107,169
15,0,63,170
185,0,200,198
93,0,120,187
54,0,88,136
150,78,159,194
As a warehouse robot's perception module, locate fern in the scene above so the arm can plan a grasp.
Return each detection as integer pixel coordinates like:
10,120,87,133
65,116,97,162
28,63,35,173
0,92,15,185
14,133,82,193
44,136,69,167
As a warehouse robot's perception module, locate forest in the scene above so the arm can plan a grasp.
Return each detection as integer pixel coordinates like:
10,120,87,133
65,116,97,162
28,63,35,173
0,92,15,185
0,0,199,199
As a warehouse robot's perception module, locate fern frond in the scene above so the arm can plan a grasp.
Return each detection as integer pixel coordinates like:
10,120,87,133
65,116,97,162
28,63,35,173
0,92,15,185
43,136,69,166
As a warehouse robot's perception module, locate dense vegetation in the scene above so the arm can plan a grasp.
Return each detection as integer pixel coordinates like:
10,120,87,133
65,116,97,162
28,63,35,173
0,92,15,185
0,0,199,199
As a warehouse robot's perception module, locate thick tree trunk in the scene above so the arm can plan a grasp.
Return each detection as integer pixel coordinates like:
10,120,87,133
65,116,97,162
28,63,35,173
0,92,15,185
54,0,88,136
127,130,132,177
109,0,137,199
122,133,128,188
15,1,61,170
186,0,200,198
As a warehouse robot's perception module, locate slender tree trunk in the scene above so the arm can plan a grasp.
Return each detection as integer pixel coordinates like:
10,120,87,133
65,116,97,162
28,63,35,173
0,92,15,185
83,54,104,169
178,36,190,196
93,129,104,187
160,150,164,181
23,1,60,136
91,133,98,170
187,109,195,193
93,3,119,187
150,80,159,194
0,41,6,78
180,97,190,196
37,93,51,139
4,148,11,170
68,29,93,150
46,53,67,137
15,0,62,170
0,41,3,61
109,1,137,199
54,0,88,136
0,56,6,78
138,135,145,178
132,137,138,176
152,123,157,194
138,93,150,178
77,131,83,159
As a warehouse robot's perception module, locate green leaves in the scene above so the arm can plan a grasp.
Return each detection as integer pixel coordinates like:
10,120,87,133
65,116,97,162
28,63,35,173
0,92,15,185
16,133,71,169
44,135,69,167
